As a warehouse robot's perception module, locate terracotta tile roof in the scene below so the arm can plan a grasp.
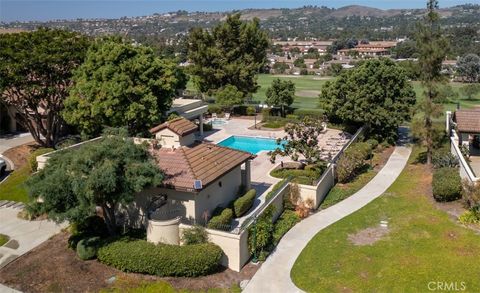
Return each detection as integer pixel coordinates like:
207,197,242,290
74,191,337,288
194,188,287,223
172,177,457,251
149,118,198,137
149,143,255,192
454,110,480,133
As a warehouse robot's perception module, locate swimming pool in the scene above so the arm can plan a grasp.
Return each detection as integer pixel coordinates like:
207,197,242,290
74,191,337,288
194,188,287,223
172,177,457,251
217,135,285,154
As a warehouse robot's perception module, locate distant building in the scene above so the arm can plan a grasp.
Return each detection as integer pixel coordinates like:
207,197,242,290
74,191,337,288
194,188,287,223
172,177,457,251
273,40,333,55
337,41,398,58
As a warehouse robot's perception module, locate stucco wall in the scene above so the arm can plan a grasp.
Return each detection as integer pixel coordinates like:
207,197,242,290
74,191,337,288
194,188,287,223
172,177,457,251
154,128,195,148
194,166,243,221
298,164,335,209
127,165,243,226
179,224,249,272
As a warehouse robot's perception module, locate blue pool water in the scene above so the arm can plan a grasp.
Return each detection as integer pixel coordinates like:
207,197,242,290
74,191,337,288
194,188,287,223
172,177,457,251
218,136,285,154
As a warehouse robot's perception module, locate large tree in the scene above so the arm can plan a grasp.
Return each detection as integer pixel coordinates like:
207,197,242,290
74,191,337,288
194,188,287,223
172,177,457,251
0,28,90,147
187,13,269,99
413,0,450,164
457,54,480,83
26,129,163,235
319,58,416,142
265,79,295,117
63,38,185,136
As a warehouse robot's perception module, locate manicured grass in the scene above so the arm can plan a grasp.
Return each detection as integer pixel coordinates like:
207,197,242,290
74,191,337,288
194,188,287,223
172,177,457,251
101,279,241,293
0,165,30,203
0,233,9,246
186,74,331,112
291,148,480,292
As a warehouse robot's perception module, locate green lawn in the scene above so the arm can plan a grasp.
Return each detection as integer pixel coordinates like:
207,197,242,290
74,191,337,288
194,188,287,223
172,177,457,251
0,165,30,203
186,74,331,111
0,233,9,246
291,148,480,292
101,279,241,293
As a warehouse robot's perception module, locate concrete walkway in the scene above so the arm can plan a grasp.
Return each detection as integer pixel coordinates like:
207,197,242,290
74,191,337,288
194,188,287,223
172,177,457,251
0,206,66,270
244,139,411,293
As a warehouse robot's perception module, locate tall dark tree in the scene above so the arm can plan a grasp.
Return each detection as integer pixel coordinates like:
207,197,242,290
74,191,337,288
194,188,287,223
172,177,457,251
0,28,90,147
413,0,450,164
26,129,163,235
320,58,416,142
63,38,185,136
187,13,269,98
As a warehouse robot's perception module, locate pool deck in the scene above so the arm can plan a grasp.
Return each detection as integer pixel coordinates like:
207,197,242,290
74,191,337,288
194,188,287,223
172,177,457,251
201,118,348,227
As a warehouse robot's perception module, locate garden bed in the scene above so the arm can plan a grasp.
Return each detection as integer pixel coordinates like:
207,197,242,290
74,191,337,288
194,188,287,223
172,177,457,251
0,232,259,293
270,163,326,185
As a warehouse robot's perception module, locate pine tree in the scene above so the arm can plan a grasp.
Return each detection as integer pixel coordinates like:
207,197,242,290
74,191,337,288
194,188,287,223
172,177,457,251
414,0,450,165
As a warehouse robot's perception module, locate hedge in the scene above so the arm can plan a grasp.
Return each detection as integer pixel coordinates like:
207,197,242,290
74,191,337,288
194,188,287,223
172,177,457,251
97,238,222,277
432,167,462,202
207,208,233,230
273,210,300,244
234,189,256,217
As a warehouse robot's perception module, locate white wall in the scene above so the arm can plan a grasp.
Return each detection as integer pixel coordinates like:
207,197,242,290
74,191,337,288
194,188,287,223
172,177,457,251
154,129,195,148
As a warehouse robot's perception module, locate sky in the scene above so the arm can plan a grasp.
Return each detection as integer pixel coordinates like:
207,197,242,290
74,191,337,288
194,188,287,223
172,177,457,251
1,0,478,23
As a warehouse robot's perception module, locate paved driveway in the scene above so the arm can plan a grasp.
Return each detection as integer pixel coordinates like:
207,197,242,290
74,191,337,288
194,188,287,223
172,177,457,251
0,206,66,269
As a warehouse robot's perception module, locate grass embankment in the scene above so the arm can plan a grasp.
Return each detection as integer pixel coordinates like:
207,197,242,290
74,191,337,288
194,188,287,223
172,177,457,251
0,233,9,246
320,148,389,209
0,165,30,202
291,148,480,292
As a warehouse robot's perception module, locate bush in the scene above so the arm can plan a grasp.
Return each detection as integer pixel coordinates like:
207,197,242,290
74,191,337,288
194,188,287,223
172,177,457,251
76,236,100,260
459,210,480,224
261,108,271,120
207,208,233,230
97,238,223,277
234,189,256,217
336,142,374,183
246,106,256,116
266,179,289,201
273,210,300,244
286,114,299,120
365,139,379,150
28,148,54,172
432,148,459,169
462,180,480,209
432,167,462,202
181,225,208,245
208,104,222,115
203,123,213,131
248,205,275,258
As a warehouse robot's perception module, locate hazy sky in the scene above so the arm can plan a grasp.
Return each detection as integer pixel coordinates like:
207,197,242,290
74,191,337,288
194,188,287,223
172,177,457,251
1,0,478,22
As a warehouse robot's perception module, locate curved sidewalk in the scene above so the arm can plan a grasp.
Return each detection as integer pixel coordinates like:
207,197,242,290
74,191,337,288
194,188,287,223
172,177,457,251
243,143,412,293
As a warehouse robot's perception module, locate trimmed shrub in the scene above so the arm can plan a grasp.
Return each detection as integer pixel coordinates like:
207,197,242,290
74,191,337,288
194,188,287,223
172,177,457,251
97,238,223,277
432,167,462,202
365,139,379,150
246,106,256,116
76,236,100,260
207,208,233,230
234,189,256,217
273,210,300,244
28,148,54,172
203,123,213,131
181,225,208,245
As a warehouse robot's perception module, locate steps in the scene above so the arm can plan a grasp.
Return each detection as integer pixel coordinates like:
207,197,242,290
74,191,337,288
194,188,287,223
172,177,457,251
0,200,25,210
